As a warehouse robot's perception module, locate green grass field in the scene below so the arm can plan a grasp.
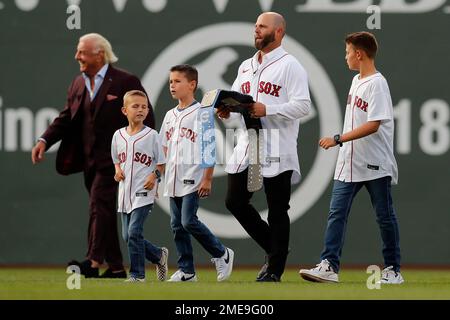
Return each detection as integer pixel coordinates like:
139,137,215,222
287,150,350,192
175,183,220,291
1,267,450,300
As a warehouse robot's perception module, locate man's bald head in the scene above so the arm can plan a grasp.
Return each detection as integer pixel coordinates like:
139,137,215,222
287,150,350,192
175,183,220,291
258,12,286,35
254,12,286,52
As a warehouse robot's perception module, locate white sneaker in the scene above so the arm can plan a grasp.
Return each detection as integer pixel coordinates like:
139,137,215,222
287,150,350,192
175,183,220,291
156,247,169,281
299,259,339,283
211,247,234,282
377,266,404,284
124,277,145,283
167,269,198,282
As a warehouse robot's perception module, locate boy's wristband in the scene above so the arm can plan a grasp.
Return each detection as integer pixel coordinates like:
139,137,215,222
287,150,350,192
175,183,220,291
334,134,343,147
153,169,161,182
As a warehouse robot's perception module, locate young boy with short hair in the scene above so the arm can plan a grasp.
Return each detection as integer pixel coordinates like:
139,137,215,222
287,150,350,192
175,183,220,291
299,32,404,284
160,64,234,282
111,90,169,282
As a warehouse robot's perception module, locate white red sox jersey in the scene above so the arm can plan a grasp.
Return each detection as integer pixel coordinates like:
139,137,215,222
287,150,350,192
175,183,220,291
159,102,204,197
334,72,398,184
111,126,165,214
224,46,311,184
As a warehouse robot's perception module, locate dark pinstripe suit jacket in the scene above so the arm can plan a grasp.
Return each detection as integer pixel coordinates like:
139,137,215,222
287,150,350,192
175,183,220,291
41,65,155,175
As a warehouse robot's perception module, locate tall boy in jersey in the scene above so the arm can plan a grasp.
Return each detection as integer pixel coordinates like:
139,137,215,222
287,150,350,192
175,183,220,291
160,65,234,282
217,12,311,282
299,32,404,284
111,90,168,282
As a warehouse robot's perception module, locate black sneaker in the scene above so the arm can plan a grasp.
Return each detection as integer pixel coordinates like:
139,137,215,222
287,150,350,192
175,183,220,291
256,273,281,282
99,268,127,279
68,259,99,278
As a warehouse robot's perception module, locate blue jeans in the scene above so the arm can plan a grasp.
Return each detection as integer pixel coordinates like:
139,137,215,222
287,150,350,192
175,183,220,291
170,191,225,274
121,204,162,279
320,176,401,273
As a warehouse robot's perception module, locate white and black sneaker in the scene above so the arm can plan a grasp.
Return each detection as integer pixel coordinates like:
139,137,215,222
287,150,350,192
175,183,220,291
167,269,198,282
211,247,234,282
156,247,169,281
377,266,404,284
124,276,145,283
299,259,339,283
256,255,269,281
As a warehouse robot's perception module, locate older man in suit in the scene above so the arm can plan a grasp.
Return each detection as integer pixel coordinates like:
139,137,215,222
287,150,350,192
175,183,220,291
31,33,154,278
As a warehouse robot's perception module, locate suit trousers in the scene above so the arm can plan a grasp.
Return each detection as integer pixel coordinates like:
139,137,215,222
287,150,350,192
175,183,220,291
84,167,123,270
225,169,292,278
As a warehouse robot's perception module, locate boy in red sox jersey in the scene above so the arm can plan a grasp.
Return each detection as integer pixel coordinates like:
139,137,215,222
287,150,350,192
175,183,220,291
160,65,234,282
299,32,404,284
111,90,168,282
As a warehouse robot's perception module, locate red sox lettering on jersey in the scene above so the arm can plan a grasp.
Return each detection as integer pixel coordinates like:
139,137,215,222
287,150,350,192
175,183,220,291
241,81,250,94
133,152,153,167
117,151,154,166
241,81,282,97
179,127,198,143
111,126,165,214
165,126,197,143
165,127,174,141
118,152,126,164
225,46,311,184
352,95,368,112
